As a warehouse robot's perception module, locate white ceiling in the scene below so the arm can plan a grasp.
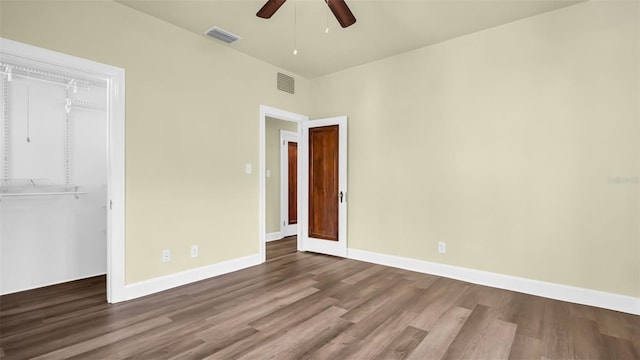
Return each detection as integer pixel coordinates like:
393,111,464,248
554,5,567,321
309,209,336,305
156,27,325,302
117,0,582,78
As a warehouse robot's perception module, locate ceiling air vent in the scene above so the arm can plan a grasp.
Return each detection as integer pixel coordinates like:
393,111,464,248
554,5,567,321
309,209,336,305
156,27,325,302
277,72,295,94
204,26,241,44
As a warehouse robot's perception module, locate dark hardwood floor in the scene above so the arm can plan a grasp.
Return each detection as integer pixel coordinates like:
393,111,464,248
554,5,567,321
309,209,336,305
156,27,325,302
1,247,638,359
266,236,297,260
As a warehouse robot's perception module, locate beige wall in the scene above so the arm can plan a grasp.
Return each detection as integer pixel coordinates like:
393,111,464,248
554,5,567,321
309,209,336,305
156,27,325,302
265,117,298,234
310,1,639,297
2,0,638,299
0,0,310,284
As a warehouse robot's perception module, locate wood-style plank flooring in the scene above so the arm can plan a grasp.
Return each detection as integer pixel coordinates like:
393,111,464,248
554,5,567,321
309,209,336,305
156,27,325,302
1,245,638,359
265,236,297,260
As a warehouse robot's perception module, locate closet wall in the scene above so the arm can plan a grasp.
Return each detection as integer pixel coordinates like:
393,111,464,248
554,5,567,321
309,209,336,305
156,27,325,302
0,60,108,295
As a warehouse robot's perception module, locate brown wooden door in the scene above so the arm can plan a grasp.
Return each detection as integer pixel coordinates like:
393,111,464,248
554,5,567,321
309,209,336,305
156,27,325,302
287,142,298,225
308,125,339,241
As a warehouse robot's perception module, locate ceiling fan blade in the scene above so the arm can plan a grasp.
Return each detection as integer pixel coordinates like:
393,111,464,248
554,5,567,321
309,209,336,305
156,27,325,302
256,0,287,19
327,0,356,28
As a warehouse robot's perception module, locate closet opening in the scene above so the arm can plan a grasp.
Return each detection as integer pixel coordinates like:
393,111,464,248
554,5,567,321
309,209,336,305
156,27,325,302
0,39,125,303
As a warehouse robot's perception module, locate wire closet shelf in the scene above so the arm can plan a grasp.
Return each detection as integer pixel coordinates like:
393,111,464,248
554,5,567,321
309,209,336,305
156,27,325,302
0,60,106,201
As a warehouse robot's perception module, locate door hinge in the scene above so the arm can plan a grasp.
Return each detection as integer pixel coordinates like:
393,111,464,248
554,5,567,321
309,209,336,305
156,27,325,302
283,140,285,146
283,221,286,227
110,200,113,210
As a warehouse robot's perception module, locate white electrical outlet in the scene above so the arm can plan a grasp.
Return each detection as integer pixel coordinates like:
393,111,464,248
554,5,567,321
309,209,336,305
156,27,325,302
191,245,199,258
162,249,171,262
438,241,446,254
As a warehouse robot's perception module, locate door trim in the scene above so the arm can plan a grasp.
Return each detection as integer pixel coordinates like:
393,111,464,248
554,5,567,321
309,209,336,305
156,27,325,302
259,106,307,262
0,38,126,303
280,130,298,238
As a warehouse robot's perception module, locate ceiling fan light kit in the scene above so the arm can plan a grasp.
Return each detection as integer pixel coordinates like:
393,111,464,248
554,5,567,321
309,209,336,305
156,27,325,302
256,0,356,28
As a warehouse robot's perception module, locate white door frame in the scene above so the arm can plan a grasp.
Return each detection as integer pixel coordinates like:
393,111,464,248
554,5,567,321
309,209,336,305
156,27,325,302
259,106,307,262
280,130,299,238
1,38,126,303
300,116,348,257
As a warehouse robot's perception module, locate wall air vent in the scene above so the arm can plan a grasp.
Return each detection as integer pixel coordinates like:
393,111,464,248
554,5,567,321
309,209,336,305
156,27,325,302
277,72,295,94
204,26,241,44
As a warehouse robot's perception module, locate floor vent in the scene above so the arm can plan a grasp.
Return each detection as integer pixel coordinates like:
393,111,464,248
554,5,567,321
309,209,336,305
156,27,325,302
277,72,295,94
204,26,241,44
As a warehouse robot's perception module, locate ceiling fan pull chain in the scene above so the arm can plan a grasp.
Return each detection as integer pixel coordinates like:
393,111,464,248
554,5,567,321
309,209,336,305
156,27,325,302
325,3,330,33
293,1,298,55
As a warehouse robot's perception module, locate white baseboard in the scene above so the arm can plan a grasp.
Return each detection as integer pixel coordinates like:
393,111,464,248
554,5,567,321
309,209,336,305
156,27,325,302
266,232,283,242
347,248,640,315
124,254,261,301
281,224,298,238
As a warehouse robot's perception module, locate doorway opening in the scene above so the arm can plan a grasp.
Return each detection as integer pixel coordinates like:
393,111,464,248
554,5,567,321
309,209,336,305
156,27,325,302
259,106,348,262
259,106,307,262
264,117,299,260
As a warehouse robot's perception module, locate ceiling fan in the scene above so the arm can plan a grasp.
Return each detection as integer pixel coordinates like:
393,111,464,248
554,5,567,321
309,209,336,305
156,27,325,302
256,0,357,28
